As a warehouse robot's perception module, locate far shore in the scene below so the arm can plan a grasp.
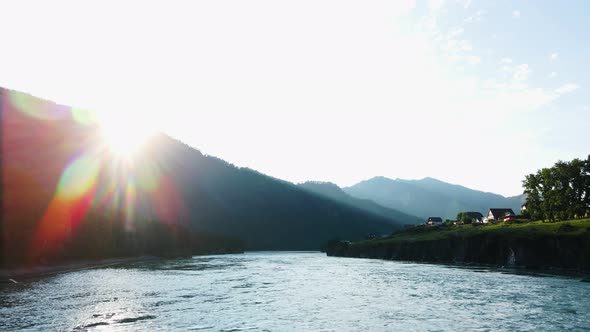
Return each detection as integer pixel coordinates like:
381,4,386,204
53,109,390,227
0,256,157,283
326,218,590,277
1,249,245,283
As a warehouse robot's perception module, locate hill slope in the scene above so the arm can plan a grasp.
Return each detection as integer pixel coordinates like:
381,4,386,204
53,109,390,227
141,138,399,250
298,181,422,225
344,176,525,220
0,87,397,266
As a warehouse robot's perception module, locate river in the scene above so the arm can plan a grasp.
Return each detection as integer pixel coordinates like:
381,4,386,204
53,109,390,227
1,252,589,331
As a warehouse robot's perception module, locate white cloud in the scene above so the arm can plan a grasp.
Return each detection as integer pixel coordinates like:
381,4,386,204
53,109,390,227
513,10,520,18
512,64,531,85
555,83,579,94
455,40,472,51
494,88,558,113
465,55,481,65
462,0,472,9
448,27,464,38
429,0,445,11
450,55,481,65
465,10,484,23
501,57,513,64
548,72,557,78
550,52,559,60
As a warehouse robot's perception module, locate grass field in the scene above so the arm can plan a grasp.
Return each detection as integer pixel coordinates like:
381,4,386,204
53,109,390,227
359,218,590,246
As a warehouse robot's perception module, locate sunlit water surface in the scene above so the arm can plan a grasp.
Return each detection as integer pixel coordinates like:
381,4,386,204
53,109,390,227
1,252,589,331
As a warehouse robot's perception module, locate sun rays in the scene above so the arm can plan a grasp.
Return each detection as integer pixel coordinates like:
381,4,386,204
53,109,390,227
3,89,185,261
97,111,157,159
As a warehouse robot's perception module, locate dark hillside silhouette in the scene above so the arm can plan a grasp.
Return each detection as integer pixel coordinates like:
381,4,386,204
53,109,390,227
0,87,396,267
139,136,397,250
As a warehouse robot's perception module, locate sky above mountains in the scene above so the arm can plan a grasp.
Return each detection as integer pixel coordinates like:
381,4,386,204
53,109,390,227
1,0,588,196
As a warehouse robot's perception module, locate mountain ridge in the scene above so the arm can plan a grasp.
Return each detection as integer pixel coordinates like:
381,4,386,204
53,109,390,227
344,176,525,220
298,181,423,225
0,86,399,266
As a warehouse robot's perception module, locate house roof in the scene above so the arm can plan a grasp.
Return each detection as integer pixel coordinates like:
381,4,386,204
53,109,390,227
488,208,516,218
427,217,443,222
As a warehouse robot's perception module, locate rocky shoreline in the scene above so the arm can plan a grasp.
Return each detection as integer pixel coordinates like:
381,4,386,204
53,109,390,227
326,224,590,275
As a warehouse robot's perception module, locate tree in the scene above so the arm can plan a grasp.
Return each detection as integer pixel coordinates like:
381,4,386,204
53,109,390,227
583,155,590,216
523,172,543,220
456,212,471,224
456,211,482,224
523,155,590,222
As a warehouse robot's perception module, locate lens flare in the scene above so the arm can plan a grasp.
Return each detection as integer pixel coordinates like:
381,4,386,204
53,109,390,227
8,90,68,120
30,153,100,260
71,107,97,126
97,111,156,158
2,88,187,264
57,154,101,201
124,177,137,231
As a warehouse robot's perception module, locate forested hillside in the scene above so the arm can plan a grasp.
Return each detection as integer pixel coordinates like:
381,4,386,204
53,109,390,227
0,87,396,267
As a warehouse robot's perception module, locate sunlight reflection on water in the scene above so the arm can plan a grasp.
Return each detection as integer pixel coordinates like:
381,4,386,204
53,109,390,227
1,252,589,331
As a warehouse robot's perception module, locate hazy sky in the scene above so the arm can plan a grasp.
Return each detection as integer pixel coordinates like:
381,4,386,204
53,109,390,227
1,0,588,196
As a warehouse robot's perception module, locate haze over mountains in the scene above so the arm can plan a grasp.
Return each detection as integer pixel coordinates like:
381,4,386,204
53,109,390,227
298,181,423,225
344,176,526,220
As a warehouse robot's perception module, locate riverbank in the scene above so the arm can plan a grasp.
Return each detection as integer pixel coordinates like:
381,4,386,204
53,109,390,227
1,248,245,283
0,256,157,283
326,219,590,273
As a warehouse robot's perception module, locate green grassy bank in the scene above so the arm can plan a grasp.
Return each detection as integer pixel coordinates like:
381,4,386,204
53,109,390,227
326,219,590,272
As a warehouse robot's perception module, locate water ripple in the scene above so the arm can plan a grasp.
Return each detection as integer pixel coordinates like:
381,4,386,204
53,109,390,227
1,252,590,331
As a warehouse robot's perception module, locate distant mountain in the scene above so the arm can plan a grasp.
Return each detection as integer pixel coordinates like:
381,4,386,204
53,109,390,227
1,87,398,266
141,141,399,250
343,176,525,220
298,181,422,225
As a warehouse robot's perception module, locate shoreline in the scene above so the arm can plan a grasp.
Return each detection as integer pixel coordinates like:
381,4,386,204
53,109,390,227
1,250,245,283
326,219,590,278
327,253,590,280
0,256,157,283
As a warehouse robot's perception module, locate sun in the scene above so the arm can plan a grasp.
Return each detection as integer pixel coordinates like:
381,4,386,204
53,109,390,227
97,111,157,158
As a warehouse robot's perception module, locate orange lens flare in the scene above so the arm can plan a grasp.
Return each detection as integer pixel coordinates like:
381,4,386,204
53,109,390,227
30,153,100,260
151,176,186,225
2,89,187,263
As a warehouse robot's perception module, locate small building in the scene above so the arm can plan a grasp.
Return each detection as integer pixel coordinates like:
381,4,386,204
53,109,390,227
426,217,443,226
486,208,516,223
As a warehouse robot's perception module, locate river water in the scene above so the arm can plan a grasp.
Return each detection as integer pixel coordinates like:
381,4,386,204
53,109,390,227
1,252,589,331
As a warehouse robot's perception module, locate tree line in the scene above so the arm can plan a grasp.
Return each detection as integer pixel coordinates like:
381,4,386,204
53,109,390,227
523,155,590,221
